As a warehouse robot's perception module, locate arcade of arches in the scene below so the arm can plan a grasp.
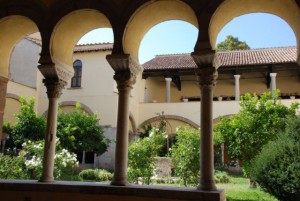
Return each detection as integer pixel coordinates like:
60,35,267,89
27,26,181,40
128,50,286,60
0,1,300,201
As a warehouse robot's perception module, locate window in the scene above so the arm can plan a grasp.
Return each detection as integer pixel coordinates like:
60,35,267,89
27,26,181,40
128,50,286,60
71,60,82,87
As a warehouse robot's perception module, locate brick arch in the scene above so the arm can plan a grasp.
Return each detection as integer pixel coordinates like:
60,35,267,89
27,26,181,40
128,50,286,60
139,115,199,130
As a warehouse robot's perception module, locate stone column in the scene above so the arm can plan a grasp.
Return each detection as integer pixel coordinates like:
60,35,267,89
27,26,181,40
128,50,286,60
195,67,218,191
234,74,240,101
270,73,277,95
165,77,172,103
38,61,73,182
0,76,8,150
106,54,142,186
40,79,65,182
144,87,148,103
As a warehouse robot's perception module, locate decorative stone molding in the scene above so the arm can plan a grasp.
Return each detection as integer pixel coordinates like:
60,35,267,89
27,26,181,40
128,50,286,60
38,60,74,84
195,67,218,88
191,50,221,69
106,54,143,90
43,79,66,99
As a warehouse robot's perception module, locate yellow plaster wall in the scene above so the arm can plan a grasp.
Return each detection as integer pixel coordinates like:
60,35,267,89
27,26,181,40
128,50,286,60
124,0,198,61
51,10,111,67
4,98,20,122
209,0,300,50
0,16,38,77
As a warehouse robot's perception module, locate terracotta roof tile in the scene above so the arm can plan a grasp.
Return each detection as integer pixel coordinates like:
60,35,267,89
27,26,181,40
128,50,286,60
143,47,297,70
26,36,113,53
74,43,113,53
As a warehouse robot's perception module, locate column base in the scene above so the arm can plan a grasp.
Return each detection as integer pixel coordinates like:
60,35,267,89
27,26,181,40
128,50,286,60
39,176,54,182
110,179,129,186
198,179,217,191
197,189,226,201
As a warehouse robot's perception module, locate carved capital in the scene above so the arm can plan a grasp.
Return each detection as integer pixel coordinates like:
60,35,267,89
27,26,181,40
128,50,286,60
191,50,221,69
114,70,136,90
43,79,66,99
195,67,218,88
38,60,74,83
107,54,143,90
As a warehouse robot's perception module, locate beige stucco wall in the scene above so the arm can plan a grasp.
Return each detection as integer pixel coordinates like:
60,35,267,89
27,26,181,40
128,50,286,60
9,38,40,88
4,81,37,123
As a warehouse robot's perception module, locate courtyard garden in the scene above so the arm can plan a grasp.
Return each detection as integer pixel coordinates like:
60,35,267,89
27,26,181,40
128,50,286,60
1,91,300,201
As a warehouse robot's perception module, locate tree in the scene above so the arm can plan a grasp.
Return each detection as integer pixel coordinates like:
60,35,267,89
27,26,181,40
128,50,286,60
214,91,299,176
171,127,200,187
56,103,110,156
128,127,165,184
216,35,250,51
11,97,46,147
251,117,300,200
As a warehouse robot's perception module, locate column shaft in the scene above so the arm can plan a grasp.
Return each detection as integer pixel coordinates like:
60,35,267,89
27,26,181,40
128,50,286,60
40,79,65,182
234,75,240,101
111,72,133,186
270,73,277,94
165,77,172,103
0,77,8,147
40,97,58,181
196,67,217,191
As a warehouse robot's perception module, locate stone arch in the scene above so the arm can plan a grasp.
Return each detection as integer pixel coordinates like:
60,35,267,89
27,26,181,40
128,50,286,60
123,0,198,62
209,0,300,61
129,113,137,134
139,115,199,132
50,9,112,68
43,101,94,116
0,15,39,77
4,93,21,123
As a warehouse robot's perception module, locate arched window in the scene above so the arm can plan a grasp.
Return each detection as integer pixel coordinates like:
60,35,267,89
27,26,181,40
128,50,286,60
71,60,82,87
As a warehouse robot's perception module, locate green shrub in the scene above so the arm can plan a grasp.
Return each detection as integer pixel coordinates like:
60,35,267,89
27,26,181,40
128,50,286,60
214,171,230,184
251,117,300,201
79,169,112,182
0,152,28,179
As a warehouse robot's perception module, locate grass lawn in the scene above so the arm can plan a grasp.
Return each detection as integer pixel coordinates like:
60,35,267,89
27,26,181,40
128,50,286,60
217,176,278,201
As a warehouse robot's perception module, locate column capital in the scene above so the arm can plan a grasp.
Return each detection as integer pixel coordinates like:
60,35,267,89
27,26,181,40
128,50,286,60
165,77,172,82
270,73,277,77
43,79,66,99
234,74,241,79
195,67,218,88
38,60,74,84
107,54,143,90
0,76,8,84
191,50,221,69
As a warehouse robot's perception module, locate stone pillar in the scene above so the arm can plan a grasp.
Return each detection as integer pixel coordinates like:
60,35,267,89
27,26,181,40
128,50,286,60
40,79,65,182
106,54,142,186
234,74,240,101
144,87,148,103
165,77,172,103
0,76,8,150
270,73,277,95
195,67,218,191
38,61,73,182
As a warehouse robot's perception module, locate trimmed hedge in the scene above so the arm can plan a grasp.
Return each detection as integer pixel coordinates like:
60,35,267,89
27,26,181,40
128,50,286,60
251,118,300,201
78,169,113,182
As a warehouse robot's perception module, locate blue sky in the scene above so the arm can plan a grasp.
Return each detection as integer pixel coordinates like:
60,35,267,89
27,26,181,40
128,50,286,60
77,13,296,64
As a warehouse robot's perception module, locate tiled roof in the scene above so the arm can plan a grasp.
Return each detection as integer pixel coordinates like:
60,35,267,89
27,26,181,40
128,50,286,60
143,47,297,70
25,36,113,53
74,43,113,53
